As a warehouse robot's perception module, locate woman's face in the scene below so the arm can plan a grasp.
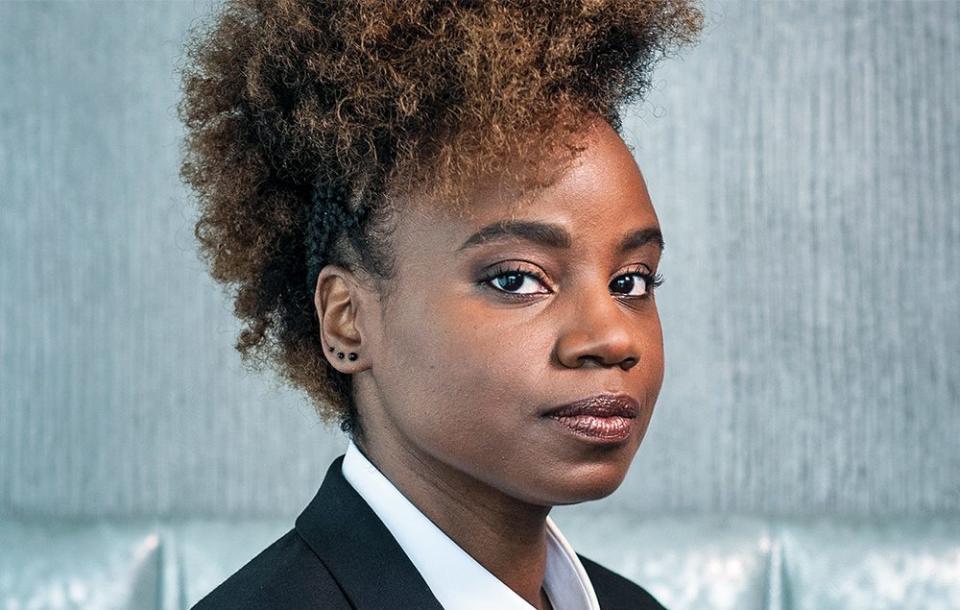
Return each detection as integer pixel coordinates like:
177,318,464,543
354,118,664,507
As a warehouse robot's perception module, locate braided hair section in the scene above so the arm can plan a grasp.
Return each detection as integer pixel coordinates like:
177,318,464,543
304,177,372,295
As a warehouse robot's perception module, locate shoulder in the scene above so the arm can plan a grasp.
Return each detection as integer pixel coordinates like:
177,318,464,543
578,554,668,610
191,528,350,610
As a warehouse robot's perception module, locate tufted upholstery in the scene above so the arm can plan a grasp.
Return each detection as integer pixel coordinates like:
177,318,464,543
3,515,958,610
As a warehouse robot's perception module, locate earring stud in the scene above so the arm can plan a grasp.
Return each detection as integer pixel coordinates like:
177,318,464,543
329,344,358,362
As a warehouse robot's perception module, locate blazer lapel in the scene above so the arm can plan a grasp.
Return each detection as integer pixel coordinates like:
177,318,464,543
295,455,444,610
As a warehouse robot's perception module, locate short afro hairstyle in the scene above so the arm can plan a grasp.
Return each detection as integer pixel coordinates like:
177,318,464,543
177,0,703,438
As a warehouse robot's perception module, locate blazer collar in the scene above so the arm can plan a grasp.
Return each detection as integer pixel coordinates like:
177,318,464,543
295,455,444,610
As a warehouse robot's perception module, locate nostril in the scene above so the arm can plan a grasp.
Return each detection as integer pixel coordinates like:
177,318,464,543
620,356,638,370
576,355,605,368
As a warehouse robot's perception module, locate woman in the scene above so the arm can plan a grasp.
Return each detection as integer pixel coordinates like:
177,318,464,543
179,1,702,608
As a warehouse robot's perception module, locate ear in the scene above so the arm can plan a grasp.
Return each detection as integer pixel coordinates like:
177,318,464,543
313,265,371,373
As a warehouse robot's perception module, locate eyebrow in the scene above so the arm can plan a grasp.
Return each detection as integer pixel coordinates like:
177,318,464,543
457,220,664,254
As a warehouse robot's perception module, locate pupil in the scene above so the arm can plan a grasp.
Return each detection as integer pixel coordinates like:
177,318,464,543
614,276,635,293
498,273,524,291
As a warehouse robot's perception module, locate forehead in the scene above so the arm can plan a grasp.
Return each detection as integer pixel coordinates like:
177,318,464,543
394,121,659,256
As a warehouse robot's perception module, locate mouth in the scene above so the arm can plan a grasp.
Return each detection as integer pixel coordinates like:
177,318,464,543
541,393,640,444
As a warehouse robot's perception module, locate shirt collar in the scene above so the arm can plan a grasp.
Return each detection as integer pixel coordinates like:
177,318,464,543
341,440,600,610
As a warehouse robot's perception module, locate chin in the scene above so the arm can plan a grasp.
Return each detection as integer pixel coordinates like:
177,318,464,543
527,460,633,506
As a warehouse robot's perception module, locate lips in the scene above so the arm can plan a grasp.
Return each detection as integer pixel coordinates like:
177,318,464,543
541,393,640,443
542,393,640,419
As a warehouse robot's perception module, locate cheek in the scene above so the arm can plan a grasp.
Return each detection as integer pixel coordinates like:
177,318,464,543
377,293,541,436
638,310,665,410
650,310,665,387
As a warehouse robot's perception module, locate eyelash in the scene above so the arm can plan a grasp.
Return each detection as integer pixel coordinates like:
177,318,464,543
478,263,664,300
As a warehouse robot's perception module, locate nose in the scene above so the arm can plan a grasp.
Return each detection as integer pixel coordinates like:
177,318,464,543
554,289,642,371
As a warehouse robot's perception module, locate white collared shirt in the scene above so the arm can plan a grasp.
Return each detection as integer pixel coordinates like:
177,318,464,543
341,440,601,610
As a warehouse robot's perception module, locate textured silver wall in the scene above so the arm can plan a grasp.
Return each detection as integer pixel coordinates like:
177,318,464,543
1,0,958,519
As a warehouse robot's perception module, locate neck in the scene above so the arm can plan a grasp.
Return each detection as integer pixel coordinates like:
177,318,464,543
356,435,553,608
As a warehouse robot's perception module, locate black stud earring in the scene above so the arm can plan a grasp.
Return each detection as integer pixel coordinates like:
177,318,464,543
329,345,357,362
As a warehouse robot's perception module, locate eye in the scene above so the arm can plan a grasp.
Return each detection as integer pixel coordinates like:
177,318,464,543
610,269,664,298
479,264,664,299
479,264,551,296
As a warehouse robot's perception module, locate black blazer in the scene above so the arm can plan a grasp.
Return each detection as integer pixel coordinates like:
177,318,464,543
192,455,666,609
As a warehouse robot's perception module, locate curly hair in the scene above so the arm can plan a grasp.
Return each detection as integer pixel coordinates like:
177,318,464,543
177,0,703,438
